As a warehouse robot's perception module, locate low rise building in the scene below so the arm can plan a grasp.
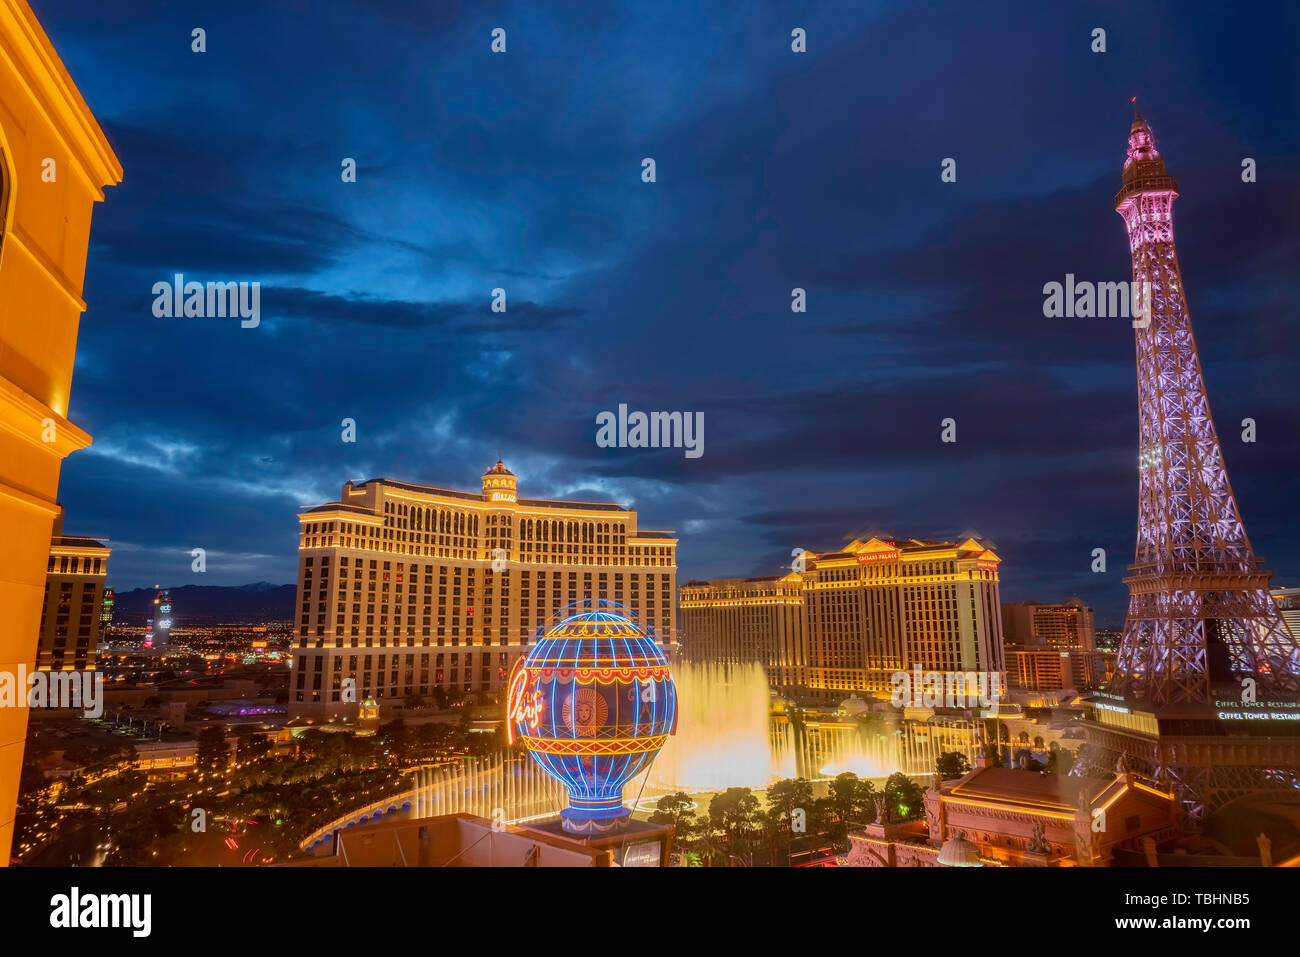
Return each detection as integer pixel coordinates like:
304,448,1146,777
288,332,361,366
845,756,1179,867
1009,647,1107,692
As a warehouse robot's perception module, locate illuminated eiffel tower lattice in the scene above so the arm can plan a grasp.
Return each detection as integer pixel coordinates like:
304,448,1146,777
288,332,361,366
1111,105,1300,705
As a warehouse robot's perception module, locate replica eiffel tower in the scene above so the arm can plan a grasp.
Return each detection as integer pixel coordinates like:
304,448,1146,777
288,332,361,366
1083,104,1300,826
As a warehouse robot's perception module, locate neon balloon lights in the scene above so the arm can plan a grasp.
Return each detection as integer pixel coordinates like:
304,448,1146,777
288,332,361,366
509,600,677,834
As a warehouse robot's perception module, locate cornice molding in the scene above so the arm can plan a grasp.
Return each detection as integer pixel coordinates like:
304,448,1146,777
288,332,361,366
0,0,123,193
0,371,90,459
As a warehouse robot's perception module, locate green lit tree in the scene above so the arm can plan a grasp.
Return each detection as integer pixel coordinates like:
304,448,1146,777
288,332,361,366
882,772,924,822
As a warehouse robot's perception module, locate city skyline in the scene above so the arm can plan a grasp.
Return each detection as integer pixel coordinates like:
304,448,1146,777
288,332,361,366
37,1,1300,622
5,0,1300,892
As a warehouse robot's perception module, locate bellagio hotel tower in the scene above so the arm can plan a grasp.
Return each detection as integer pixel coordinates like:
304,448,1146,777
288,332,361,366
288,462,677,720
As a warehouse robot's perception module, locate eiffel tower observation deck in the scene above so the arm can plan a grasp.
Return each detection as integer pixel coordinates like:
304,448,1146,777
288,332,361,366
1081,104,1300,828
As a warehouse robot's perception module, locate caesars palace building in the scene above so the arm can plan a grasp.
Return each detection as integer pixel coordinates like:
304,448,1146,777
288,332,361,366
288,462,677,721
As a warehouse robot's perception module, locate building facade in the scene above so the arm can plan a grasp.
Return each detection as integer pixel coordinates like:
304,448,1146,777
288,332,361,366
0,0,122,863
37,509,109,671
1009,648,1106,693
151,587,173,647
845,761,1179,868
99,587,114,636
678,574,804,686
681,537,1005,699
288,462,677,720
802,538,1004,697
1271,586,1300,642
1001,598,1096,651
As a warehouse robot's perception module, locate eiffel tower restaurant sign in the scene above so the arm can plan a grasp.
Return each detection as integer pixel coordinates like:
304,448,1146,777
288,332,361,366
1211,699,1300,722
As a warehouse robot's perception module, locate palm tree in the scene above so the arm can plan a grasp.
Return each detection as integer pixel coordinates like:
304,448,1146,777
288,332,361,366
694,828,727,868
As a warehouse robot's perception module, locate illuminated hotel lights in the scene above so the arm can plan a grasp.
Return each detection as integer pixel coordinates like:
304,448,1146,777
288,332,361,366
0,0,122,866
683,536,1006,698
37,513,111,673
680,574,805,686
289,462,677,720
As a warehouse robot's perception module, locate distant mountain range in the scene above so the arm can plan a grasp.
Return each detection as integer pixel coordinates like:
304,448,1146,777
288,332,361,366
110,582,295,624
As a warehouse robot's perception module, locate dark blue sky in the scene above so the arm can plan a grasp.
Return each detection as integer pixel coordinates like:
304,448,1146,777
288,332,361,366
37,0,1300,624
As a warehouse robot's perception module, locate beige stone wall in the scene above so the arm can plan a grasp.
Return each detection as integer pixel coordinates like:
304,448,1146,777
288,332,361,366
0,0,120,862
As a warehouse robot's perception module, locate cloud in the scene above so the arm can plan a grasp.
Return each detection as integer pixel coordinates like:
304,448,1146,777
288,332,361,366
40,0,1300,625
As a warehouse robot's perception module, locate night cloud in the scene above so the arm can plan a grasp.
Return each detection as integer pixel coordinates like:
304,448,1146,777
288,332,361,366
37,0,1300,625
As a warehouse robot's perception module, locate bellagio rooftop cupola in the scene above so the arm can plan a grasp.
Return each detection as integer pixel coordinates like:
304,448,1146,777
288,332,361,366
482,460,517,503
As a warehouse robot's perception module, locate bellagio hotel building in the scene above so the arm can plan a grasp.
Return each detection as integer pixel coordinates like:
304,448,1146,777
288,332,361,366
289,462,677,720
680,537,1005,699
